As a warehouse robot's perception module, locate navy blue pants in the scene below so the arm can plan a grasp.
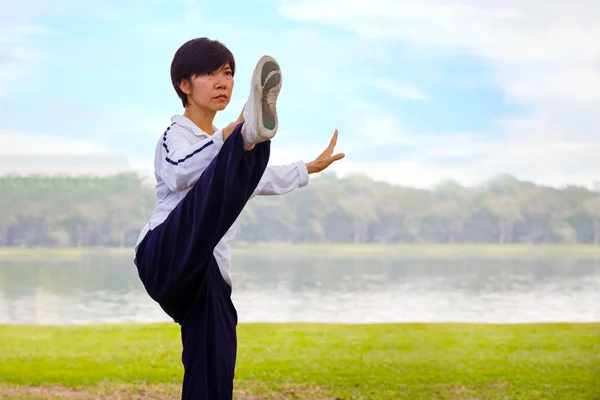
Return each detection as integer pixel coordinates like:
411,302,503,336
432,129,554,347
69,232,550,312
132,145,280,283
134,125,270,399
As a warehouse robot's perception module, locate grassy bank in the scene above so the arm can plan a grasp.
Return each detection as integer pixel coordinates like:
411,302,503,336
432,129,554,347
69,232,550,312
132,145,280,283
2,243,600,261
0,323,599,399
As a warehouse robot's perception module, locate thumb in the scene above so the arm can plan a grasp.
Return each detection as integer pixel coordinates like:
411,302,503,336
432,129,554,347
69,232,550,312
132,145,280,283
331,153,345,162
323,153,345,168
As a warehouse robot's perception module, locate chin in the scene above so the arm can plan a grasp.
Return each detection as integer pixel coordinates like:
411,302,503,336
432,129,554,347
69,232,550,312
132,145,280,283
213,103,229,112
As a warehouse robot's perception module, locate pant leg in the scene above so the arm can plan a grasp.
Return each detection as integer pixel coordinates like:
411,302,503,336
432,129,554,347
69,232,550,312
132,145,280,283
135,124,270,323
180,255,238,400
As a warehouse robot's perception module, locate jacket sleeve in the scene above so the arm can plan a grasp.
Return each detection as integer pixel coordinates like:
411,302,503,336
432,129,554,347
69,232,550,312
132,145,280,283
251,160,310,198
158,126,224,192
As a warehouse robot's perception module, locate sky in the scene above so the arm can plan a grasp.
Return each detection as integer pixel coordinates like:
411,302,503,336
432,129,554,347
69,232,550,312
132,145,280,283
1,0,599,189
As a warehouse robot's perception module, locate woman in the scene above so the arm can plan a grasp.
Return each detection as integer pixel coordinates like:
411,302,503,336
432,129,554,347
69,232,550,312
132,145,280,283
134,37,344,399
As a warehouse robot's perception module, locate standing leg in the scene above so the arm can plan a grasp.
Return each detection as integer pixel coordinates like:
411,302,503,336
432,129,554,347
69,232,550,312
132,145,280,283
180,255,238,399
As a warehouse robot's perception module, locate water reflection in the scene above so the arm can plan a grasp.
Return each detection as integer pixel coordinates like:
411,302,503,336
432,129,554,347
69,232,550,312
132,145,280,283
0,252,598,324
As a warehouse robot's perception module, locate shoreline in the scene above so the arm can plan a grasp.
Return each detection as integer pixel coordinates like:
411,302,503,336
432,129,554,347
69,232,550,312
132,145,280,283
2,243,600,260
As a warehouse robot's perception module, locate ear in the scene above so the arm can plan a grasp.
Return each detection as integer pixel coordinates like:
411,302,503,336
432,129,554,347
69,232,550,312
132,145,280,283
178,78,192,95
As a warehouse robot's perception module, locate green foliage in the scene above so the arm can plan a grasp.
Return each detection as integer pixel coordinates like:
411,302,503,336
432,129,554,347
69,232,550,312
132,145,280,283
1,172,600,246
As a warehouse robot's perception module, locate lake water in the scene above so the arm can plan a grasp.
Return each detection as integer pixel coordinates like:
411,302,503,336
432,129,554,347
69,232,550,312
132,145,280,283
0,250,599,324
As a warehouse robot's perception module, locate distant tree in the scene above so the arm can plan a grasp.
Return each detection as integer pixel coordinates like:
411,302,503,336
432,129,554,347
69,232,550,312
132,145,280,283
1,173,600,246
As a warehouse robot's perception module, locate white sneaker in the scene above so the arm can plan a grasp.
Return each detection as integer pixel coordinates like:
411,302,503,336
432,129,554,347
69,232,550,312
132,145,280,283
241,56,282,150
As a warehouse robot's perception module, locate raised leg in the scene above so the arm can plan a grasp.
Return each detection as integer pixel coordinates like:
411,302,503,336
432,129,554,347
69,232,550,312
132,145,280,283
135,125,270,322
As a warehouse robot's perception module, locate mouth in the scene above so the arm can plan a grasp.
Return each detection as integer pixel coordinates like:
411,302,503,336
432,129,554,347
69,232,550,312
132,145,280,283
215,95,228,100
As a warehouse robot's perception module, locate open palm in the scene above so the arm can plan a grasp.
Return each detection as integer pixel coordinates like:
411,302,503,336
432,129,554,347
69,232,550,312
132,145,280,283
306,129,345,174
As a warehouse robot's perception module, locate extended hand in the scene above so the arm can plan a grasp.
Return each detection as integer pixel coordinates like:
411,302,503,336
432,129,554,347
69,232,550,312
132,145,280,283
306,129,345,174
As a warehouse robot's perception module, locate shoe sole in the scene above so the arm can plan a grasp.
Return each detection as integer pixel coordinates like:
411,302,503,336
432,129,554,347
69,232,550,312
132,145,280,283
250,56,282,141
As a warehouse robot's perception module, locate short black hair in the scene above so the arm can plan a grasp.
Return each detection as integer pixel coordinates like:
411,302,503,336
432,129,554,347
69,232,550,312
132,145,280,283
170,38,236,107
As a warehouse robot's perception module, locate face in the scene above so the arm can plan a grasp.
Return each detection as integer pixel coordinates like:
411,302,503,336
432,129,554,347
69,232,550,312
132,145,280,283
179,63,234,112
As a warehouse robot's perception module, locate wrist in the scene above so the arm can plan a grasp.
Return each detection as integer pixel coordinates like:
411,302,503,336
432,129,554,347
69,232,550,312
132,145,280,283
306,161,317,174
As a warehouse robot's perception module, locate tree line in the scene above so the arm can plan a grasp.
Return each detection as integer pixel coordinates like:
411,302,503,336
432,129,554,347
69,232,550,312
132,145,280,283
1,172,599,247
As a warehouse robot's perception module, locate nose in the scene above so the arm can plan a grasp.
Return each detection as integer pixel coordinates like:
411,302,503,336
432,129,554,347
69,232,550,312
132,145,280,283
215,73,228,89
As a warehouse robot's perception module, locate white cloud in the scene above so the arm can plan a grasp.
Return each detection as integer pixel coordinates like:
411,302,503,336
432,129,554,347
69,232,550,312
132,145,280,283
373,79,427,100
332,160,460,188
0,16,56,97
0,130,134,176
0,44,39,97
0,130,110,155
278,0,600,189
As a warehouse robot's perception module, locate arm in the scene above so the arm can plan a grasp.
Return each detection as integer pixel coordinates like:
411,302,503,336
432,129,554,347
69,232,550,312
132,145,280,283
251,161,310,198
251,129,345,197
159,126,224,192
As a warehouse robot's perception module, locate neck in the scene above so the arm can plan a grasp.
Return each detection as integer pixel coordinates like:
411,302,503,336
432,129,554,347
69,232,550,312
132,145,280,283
183,104,216,135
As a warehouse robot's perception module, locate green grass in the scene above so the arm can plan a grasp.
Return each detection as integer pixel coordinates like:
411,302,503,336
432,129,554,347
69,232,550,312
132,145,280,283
0,323,599,399
2,243,600,261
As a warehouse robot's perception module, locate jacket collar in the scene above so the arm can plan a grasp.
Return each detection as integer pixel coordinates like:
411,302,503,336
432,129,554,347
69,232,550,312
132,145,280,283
171,114,218,138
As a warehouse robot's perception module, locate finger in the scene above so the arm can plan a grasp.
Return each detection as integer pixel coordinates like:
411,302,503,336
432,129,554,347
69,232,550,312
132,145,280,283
319,143,333,158
321,153,345,168
320,130,338,157
317,130,340,159
328,153,345,163
328,129,338,150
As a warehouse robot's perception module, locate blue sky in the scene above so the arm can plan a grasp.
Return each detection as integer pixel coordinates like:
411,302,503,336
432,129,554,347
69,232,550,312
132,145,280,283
1,0,599,188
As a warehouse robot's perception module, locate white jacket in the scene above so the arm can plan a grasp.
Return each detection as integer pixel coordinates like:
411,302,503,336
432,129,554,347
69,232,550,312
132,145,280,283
135,115,309,286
